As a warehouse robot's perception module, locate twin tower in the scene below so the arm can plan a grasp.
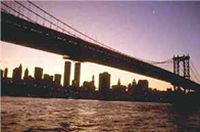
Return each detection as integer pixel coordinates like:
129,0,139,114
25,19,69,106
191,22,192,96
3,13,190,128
64,61,81,87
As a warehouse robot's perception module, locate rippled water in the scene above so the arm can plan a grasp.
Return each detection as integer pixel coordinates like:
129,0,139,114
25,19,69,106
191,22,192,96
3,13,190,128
1,96,200,132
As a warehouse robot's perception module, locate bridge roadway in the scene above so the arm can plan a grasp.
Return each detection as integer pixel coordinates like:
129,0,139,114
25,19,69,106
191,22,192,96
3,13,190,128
1,12,200,91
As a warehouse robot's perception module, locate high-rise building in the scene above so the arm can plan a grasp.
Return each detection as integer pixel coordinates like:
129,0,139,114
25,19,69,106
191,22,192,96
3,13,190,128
24,68,29,80
74,62,81,87
1,70,3,79
112,78,127,95
64,61,71,87
54,74,61,85
12,65,23,81
138,80,149,88
128,79,137,94
34,67,43,80
4,68,8,78
82,75,95,91
44,74,49,80
44,74,50,81
49,75,53,82
117,78,121,86
99,72,111,98
12,68,21,81
43,74,53,83
132,79,137,86
19,64,22,80
92,75,95,86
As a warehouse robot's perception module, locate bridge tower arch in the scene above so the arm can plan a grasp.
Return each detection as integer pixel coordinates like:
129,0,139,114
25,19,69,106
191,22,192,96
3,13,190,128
173,54,190,91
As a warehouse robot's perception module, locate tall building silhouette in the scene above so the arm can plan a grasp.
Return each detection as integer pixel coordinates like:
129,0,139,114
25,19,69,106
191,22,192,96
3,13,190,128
74,62,81,87
1,69,3,79
34,67,43,80
12,65,22,81
19,64,22,80
92,75,95,86
138,80,149,88
64,61,71,87
132,79,137,86
24,68,29,80
54,74,61,85
4,68,8,78
49,75,53,82
112,78,127,96
99,72,110,98
117,78,121,86
12,69,21,81
44,74,50,81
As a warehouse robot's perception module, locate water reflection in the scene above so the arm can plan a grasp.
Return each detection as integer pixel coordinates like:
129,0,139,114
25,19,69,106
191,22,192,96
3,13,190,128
1,97,200,132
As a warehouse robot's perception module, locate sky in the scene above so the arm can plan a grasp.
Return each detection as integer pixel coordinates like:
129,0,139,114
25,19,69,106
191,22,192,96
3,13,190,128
1,1,200,91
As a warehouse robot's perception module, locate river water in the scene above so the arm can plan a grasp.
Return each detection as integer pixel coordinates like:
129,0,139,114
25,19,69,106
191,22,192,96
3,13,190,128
1,96,200,132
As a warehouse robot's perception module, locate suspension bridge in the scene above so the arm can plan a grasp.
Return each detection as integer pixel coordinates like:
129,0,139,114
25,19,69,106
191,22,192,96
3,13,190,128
1,1,200,91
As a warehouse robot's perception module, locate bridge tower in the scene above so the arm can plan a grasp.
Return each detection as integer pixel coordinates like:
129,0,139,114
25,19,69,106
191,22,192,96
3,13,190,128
173,55,190,91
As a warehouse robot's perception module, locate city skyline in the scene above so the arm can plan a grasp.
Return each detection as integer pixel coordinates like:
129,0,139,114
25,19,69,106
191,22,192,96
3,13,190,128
2,63,174,103
1,63,153,90
1,1,200,90
1,50,172,90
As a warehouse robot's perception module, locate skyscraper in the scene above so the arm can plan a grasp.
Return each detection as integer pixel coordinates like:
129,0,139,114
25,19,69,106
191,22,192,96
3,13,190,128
74,62,81,87
54,74,61,85
44,74,50,81
92,75,95,86
49,75,53,82
64,61,71,87
19,64,22,80
99,72,111,98
117,78,121,86
4,68,8,79
1,70,3,79
138,80,149,88
34,67,43,80
12,68,21,81
12,65,22,81
24,68,29,80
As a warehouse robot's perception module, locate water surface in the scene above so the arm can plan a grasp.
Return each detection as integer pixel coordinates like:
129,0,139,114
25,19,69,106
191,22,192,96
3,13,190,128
1,96,200,132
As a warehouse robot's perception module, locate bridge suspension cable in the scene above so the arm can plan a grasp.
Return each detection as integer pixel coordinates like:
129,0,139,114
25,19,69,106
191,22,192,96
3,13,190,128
138,58,173,72
26,0,127,53
2,0,148,62
14,1,74,35
191,61,200,79
1,1,33,22
190,60,200,84
148,58,173,65
190,68,200,84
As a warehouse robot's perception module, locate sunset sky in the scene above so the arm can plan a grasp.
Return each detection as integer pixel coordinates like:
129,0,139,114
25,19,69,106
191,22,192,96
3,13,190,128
1,1,200,91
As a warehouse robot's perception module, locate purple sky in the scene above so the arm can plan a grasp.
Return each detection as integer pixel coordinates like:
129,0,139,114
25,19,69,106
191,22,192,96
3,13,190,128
38,1,200,67
1,1,200,90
